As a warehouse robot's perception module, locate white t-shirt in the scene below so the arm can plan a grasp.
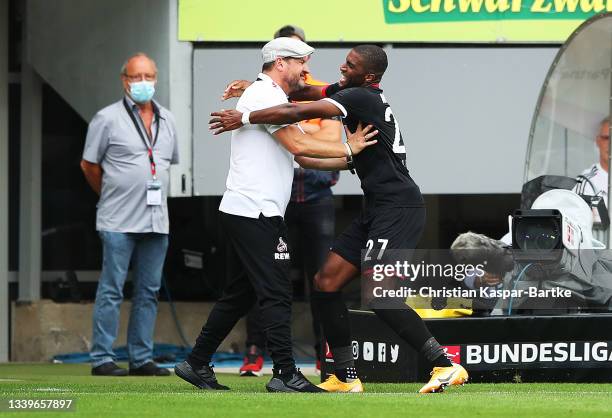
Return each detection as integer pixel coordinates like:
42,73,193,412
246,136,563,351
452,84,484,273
219,73,295,219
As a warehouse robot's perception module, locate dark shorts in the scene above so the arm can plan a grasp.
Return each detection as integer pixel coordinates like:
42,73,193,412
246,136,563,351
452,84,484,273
331,206,426,269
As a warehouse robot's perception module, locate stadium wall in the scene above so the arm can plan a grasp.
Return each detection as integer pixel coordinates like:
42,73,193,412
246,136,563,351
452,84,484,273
11,300,316,362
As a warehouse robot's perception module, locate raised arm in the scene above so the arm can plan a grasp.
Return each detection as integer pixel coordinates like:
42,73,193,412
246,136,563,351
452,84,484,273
209,100,342,135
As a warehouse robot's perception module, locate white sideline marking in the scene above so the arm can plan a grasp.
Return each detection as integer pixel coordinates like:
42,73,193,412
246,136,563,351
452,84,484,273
24,390,612,396
32,388,71,392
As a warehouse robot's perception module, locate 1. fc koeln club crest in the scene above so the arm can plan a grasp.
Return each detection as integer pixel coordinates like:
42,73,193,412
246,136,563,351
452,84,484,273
275,237,290,260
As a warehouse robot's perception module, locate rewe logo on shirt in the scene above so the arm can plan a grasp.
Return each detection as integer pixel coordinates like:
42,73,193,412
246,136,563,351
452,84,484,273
274,237,290,260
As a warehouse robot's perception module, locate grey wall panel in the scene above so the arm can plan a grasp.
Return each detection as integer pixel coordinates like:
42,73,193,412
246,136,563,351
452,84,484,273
27,0,193,197
387,47,557,194
167,0,193,197
193,48,262,196
28,0,170,122
193,46,557,196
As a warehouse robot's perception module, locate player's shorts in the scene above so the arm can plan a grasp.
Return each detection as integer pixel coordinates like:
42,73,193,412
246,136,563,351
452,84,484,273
331,206,426,269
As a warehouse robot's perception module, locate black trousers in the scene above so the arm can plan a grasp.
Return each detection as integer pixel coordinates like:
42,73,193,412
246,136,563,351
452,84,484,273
245,196,334,359
188,212,295,371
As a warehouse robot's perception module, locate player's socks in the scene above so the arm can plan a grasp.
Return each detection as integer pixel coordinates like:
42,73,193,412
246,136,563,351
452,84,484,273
425,339,453,367
372,305,431,347
432,354,453,367
313,291,352,348
313,291,363,384
372,306,451,365
330,346,358,383
335,366,358,383
330,345,355,369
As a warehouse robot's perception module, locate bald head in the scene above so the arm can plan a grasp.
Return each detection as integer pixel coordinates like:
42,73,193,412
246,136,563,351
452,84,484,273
120,53,157,77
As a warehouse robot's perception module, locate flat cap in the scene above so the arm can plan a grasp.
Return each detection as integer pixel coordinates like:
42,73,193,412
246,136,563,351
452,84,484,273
261,37,314,63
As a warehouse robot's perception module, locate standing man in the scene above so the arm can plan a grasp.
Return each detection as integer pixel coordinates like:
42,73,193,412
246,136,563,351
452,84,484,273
81,53,178,376
238,25,342,378
210,45,469,394
174,37,376,392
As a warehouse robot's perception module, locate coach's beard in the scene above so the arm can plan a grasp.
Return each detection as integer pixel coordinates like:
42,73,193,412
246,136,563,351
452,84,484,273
287,75,305,94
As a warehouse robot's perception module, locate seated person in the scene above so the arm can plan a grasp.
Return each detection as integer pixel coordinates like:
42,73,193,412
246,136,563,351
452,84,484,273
574,117,610,245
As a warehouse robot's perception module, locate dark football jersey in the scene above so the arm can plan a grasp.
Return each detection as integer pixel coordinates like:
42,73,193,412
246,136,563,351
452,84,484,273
325,85,424,207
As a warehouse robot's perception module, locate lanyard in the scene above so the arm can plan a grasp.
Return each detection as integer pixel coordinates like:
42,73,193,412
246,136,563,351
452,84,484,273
123,98,160,179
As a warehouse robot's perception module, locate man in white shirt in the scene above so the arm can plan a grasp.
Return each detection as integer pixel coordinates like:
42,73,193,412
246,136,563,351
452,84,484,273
575,117,610,244
175,37,377,393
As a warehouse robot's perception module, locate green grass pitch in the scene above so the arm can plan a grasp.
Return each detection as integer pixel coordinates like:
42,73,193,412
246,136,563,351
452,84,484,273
1,364,612,417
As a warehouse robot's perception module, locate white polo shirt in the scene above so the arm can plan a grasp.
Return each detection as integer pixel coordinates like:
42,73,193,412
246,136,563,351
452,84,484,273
219,73,295,219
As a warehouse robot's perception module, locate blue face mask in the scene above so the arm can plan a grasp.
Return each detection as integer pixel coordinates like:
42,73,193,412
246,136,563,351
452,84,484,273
129,80,156,103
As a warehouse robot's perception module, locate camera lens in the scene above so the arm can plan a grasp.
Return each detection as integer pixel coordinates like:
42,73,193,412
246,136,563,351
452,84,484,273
515,218,561,250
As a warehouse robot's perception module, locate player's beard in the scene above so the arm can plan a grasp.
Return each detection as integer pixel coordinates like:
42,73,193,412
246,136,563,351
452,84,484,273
339,72,366,88
339,73,360,88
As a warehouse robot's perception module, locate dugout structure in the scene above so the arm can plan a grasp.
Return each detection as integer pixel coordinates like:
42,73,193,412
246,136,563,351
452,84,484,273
321,311,612,383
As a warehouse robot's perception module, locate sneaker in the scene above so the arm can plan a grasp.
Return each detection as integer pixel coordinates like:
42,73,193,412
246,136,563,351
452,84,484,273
129,361,171,376
318,374,364,393
315,360,321,376
239,345,264,377
266,368,325,393
418,363,469,393
174,361,230,390
91,362,128,376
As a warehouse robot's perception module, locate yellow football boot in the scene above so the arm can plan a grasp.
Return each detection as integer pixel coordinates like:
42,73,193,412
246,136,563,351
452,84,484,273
418,363,469,393
317,374,364,393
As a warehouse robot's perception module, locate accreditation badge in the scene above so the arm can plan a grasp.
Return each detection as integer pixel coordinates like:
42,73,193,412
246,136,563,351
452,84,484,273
146,180,162,206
